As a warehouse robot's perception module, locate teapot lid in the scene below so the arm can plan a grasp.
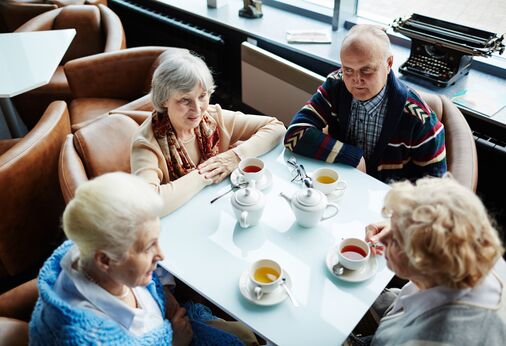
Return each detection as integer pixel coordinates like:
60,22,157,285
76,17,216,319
295,187,323,206
233,181,262,206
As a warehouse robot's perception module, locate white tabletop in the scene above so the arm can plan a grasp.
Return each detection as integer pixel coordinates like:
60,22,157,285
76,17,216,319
159,144,394,345
0,29,76,97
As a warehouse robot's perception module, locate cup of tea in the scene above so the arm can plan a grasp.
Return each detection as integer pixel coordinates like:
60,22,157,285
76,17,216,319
337,238,370,271
312,168,347,196
248,259,283,300
238,158,265,183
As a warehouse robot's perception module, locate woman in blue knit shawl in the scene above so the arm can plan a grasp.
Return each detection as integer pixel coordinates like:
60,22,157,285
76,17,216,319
29,172,255,345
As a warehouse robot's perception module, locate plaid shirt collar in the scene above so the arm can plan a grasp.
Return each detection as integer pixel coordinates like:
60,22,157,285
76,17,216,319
352,84,388,115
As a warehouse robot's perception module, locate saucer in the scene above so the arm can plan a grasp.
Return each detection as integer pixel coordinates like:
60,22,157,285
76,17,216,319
231,168,273,190
239,270,292,306
325,189,346,202
326,247,378,283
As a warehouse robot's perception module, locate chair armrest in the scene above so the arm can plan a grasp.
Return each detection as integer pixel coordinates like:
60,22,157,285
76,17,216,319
14,7,61,32
59,134,88,203
99,4,126,51
64,47,169,99
114,94,154,113
0,279,38,322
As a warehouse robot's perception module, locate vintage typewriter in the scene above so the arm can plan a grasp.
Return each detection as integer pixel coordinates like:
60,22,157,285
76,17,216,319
392,14,505,87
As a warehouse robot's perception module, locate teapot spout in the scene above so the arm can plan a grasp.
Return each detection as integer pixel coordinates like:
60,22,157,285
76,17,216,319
279,192,292,205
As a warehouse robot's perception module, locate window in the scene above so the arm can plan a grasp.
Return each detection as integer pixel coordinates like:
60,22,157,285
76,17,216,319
357,0,506,35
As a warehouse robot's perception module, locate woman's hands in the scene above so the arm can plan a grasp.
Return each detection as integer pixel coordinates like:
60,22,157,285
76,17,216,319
164,287,193,346
198,150,240,184
171,306,193,346
365,220,390,255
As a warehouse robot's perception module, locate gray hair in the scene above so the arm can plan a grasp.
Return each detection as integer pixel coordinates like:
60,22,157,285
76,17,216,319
384,175,503,289
342,24,392,60
62,172,164,265
151,51,215,113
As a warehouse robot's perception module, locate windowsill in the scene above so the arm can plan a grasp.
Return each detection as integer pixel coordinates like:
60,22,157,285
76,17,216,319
145,0,506,129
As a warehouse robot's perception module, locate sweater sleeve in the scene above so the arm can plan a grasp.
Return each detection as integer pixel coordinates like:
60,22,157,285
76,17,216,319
131,138,210,216
217,107,286,159
283,75,363,167
409,108,447,179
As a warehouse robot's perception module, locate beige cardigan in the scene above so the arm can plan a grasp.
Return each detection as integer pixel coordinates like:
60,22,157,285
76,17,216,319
131,104,286,215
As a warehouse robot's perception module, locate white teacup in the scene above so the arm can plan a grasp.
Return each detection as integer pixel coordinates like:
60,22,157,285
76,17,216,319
248,259,283,300
238,158,265,183
312,168,347,196
337,238,370,271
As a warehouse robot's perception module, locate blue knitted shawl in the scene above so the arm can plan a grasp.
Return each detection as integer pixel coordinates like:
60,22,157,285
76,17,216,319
29,241,244,346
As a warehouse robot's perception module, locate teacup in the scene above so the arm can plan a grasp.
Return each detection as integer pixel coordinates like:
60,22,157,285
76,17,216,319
337,238,370,271
239,158,265,183
312,168,347,196
248,259,283,300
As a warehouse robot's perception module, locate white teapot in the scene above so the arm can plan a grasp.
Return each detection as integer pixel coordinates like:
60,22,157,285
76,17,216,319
280,187,339,228
231,181,265,228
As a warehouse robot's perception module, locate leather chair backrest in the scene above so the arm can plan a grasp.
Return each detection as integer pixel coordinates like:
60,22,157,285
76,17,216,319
0,101,70,276
15,4,124,63
418,90,478,191
59,112,148,203
0,2,57,32
53,5,104,62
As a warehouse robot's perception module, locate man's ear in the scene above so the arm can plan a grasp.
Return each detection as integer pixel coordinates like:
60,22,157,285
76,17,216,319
94,251,111,273
387,55,394,70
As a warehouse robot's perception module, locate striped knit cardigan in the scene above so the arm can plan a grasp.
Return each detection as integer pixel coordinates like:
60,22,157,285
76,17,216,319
284,70,447,183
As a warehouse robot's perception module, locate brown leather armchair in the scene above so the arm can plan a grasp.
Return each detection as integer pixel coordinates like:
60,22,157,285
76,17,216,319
63,46,186,126
419,91,478,191
0,101,70,283
0,278,37,346
13,4,126,128
59,111,148,203
0,1,58,33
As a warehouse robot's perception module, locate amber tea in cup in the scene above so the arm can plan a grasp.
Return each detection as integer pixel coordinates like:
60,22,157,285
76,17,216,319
249,259,283,300
312,168,347,195
254,266,280,283
316,175,337,184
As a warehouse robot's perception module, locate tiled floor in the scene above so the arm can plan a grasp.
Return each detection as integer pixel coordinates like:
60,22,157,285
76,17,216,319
358,0,506,34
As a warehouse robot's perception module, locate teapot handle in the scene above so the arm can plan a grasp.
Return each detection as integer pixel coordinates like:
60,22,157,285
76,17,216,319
321,203,339,221
240,210,250,228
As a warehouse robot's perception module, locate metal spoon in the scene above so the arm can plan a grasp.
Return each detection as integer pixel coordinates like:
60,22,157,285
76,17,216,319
210,182,247,204
332,263,344,276
299,164,313,188
281,277,299,307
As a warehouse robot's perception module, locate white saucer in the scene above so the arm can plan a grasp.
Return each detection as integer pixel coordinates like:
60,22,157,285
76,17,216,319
230,168,273,190
239,270,292,306
326,247,378,283
325,189,346,202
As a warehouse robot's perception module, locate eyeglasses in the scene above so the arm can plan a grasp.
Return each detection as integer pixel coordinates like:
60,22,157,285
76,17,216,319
286,156,304,183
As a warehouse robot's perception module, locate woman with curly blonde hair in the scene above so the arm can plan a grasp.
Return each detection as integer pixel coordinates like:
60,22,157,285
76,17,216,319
364,175,506,345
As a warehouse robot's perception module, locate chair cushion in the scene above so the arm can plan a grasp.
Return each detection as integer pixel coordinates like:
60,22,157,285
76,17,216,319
69,98,128,126
72,114,139,178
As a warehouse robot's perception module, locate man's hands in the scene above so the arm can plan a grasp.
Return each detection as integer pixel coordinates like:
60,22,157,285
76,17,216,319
365,220,390,255
357,157,366,173
198,150,240,184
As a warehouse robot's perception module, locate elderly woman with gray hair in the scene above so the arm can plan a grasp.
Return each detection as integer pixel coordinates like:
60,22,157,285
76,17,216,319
29,173,254,345
361,176,506,345
131,51,286,215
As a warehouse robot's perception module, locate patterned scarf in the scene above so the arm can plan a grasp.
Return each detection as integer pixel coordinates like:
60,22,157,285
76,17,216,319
152,110,220,181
